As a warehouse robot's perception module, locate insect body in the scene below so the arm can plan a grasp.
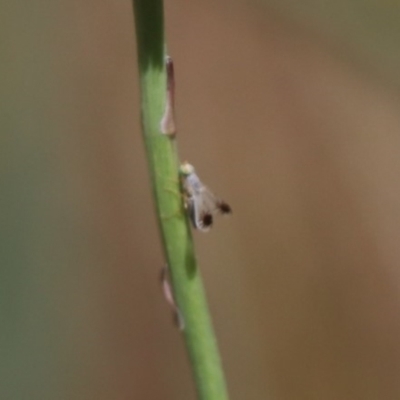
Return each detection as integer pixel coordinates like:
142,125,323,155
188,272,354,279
180,162,232,231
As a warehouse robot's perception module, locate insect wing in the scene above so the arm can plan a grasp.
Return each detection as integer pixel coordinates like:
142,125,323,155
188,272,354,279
182,172,211,231
190,185,231,231
186,190,212,231
215,199,232,215
200,185,232,216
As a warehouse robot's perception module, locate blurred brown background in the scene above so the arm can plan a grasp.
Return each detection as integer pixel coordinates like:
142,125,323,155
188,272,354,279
2,1,400,399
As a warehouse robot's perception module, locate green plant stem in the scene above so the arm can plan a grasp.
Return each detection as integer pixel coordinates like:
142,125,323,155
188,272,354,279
133,1,229,399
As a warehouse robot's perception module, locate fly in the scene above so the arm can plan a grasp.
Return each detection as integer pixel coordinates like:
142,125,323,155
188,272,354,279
180,162,232,231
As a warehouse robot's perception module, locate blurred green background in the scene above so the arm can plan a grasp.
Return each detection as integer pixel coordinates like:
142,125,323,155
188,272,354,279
2,1,400,399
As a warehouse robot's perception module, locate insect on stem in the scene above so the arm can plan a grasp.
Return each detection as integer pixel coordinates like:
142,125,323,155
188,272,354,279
160,56,177,137
180,162,232,232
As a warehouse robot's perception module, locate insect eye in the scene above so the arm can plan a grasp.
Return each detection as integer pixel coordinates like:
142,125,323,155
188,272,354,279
217,201,232,214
